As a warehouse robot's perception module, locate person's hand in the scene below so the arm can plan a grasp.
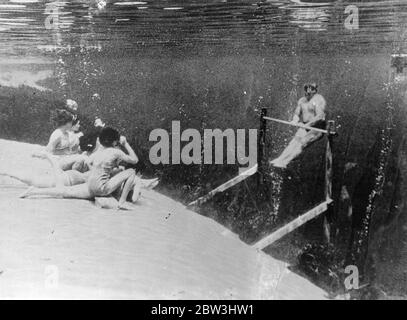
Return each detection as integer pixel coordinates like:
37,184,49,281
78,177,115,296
66,99,78,111
94,117,105,128
31,150,48,159
120,136,127,146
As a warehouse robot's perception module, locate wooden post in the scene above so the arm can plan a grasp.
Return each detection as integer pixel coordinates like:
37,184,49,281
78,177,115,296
263,116,329,134
323,120,335,243
253,199,333,250
187,164,258,207
257,107,267,186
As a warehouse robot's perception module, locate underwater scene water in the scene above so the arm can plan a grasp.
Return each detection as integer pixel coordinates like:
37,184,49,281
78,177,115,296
1,0,407,298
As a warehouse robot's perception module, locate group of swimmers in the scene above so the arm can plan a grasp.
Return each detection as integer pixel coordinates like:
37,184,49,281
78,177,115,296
0,100,158,210
0,82,326,209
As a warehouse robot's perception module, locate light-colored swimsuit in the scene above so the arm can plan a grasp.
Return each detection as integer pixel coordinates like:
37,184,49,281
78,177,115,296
47,129,72,155
47,129,85,170
87,148,124,197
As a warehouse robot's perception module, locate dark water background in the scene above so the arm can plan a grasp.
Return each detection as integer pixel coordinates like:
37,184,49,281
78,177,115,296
1,0,407,298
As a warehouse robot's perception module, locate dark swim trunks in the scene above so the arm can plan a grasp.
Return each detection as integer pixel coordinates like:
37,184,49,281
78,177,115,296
295,120,326,146
304,119,326,132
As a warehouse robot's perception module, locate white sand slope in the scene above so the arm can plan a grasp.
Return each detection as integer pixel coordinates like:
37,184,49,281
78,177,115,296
0,139,327,299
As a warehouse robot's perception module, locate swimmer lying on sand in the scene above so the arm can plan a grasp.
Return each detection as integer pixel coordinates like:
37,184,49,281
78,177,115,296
1,133,158,200
0,159,89,188
20,127,158,210
0,129,100,188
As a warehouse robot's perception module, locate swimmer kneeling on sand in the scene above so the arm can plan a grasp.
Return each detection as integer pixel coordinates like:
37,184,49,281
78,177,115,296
21,127,149,210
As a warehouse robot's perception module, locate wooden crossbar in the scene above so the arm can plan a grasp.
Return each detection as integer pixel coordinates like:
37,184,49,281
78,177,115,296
253,199,333,250
263,116,329,134
187,164,258,207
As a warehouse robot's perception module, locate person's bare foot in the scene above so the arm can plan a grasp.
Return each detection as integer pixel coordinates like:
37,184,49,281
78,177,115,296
132,182,142,203
19,186,35,198
142,178,159,190
272,161,287,169
31,150,48,159
117,202,133,210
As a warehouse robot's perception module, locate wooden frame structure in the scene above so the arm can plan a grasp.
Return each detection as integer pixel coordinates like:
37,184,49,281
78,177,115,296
187,107,337,249
253,116,336,249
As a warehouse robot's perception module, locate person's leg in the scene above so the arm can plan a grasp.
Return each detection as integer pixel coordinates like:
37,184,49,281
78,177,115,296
277,130,323,167
0,169,56,188
102,169,136,208
140,178,159,190
132,175,142,203
1,151,81,187
275,141,303,167
43,152,70,187
270,129,305,167
301,130,324,149
20,183,92,199
119,173,136,208
276,139,301,162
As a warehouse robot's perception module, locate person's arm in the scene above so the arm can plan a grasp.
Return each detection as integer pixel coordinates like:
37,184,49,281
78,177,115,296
291,100,302,124
118,136,139,165
306,96,326,127
110,165,125,176
46,132,62,154
84,152,94,169
70,132,84,154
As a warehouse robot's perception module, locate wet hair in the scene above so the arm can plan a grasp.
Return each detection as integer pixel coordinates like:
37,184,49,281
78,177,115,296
98,127,120,148
79,132,97,152
51,109,74,127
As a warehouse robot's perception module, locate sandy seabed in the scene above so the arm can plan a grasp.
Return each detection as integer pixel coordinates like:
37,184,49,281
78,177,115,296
0,139,327,299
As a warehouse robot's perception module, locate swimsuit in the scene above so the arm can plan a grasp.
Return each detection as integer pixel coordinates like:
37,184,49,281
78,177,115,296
87,148,123,197
87,169,111,196
48,129,72,155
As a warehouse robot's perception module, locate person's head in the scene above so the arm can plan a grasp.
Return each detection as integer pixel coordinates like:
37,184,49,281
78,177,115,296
79,132,98,153
98,127,120,148
52,109,74,130
304,83,318,101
